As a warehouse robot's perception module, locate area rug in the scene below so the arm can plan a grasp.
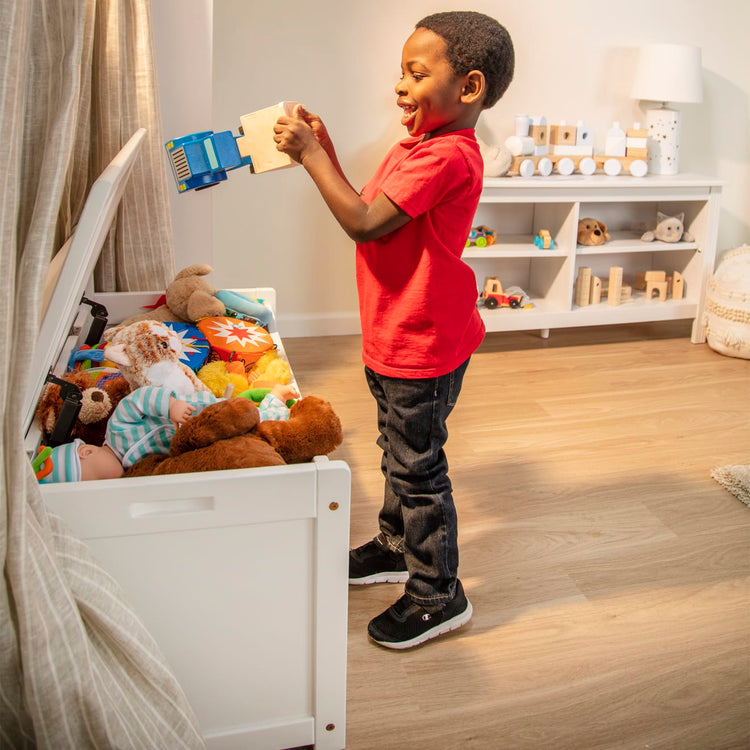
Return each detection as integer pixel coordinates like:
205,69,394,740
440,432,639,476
711,464,750,508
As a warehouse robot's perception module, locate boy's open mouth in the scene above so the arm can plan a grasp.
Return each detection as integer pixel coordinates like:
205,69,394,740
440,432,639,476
399,103,417,126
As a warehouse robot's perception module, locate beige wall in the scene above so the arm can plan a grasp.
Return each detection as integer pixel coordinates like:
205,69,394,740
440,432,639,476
159,0,749,336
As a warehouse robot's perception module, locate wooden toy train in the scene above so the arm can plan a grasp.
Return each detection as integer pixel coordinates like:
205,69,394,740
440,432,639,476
505,115,648,178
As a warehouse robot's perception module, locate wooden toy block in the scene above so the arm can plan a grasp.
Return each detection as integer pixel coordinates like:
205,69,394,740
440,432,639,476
608,266,623,306
670,271,684,299
635,270,666,290
236,102,298,174
552,144,594,156
576,122,594,146
590,275,602,304
529,125,547,147
575,267,591,306
620,284,632,302
646,280,668,301
550,124,577,146
505,135,535,156
626,136,648,149
626,146,648,159
605,123,627,157
627,127,648,139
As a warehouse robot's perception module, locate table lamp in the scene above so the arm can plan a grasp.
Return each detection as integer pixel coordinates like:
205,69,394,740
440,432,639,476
630,43,703,175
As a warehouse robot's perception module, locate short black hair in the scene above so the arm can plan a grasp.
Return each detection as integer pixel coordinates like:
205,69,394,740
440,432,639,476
416,11,514,109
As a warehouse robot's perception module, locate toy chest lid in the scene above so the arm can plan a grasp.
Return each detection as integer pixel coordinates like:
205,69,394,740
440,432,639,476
24,128,147,438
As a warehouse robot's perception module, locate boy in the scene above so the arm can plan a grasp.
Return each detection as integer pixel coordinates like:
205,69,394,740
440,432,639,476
274,11,514,648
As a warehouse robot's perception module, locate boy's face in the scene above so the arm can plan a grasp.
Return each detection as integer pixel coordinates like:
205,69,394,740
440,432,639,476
396,28,466,138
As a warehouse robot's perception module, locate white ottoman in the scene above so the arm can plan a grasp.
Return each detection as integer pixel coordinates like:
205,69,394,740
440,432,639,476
703,244,750,359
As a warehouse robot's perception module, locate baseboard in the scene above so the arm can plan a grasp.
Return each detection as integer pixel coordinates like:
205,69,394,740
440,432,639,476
276,311,361,338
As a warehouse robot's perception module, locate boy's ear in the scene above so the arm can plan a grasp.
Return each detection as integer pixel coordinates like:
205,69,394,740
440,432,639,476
461,70,486,105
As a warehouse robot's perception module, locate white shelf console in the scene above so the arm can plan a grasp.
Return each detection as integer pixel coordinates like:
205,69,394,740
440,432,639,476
466,173,722,342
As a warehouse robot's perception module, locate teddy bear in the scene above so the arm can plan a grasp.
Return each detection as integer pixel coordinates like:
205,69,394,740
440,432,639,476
103,320,211,396
120,264,226,326
35,369,131,446
640,212,694,243
577,218,610,246
119,264,274,329
123,395,343,477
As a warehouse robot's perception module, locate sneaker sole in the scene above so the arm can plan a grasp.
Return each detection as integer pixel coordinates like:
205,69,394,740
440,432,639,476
369,599,473,650
349,571,409,586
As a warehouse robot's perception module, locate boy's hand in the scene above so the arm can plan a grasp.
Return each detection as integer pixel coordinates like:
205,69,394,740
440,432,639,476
169,397,196,428
274,105,325,165
294,105,334,153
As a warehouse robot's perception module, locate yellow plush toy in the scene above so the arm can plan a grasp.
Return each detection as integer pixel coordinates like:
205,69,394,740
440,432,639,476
246,350,292,388
197,360,250,398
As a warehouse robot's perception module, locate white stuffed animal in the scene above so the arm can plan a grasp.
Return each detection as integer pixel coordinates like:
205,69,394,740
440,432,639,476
641,211,694,243
103,320,210,396
476,135,512,177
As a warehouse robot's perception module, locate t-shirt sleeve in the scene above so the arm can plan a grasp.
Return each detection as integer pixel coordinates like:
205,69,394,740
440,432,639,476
378,143,472,219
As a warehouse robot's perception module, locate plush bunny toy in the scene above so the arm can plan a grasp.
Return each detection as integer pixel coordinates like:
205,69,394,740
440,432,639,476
103,320,210,396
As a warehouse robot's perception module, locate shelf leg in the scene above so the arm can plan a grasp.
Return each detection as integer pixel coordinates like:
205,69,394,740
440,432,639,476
540,328,550,339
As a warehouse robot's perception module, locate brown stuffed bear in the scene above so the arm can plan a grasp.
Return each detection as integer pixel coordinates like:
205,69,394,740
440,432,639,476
120,263,226,325
577,218,610,246
36,370,131,446
123,395,343,477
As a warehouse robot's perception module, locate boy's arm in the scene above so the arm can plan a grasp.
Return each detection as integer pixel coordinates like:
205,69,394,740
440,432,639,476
275,106,410,243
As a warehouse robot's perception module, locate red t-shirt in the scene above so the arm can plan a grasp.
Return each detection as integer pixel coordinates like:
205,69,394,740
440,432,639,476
357,129,485,378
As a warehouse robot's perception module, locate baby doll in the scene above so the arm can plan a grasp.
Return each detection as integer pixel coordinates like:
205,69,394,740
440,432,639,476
35,383,298,482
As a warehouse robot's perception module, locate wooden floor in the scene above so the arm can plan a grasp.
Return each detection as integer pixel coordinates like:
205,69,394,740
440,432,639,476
284,321,750,750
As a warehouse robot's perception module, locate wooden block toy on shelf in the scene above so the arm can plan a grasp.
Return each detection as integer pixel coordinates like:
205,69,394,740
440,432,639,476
529,115,548,151
635,270,667,290
671,271,684,299
549,123,577,146
646,280,669,301
236,102,299,174
590,275,602,304
608,266,623,306
576,121,594,147
575,266,592,306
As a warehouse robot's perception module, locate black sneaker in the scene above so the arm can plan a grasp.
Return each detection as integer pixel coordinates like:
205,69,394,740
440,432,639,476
367,579,473,649
349,539,408,585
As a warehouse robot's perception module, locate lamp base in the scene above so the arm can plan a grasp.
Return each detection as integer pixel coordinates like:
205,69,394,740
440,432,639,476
646,106,681,175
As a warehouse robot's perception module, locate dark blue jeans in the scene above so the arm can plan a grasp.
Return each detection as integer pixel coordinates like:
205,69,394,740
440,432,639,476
365,358,470,610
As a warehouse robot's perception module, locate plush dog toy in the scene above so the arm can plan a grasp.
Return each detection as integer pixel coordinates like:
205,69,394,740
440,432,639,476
640,212,694,243
35,369,131,447
103,320,211,396
577,218,610,246
123,395,343,477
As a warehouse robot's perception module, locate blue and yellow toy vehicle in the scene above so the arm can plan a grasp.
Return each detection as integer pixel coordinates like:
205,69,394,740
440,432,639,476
165,130,253,193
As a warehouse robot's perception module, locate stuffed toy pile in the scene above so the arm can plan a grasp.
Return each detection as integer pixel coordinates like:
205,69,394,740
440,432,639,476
124,395,343,477
36,265,344,475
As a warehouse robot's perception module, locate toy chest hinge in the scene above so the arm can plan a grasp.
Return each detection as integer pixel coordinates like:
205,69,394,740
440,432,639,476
80,296,109,346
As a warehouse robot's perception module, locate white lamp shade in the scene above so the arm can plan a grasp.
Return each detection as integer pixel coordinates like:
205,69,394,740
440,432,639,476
631,44,703,104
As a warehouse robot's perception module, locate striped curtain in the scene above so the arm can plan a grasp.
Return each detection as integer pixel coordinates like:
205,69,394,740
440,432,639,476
0,1,202,747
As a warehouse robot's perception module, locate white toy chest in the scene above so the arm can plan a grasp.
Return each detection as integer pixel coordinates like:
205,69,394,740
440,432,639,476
24,129,350,750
